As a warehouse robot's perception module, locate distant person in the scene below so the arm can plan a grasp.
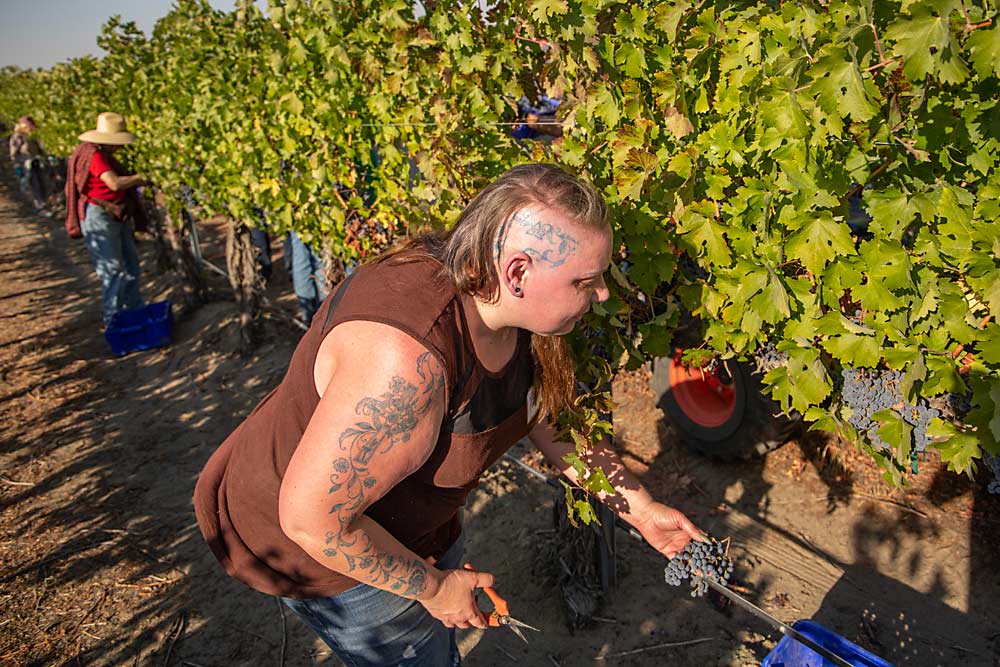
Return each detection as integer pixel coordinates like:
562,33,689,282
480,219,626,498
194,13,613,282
286,231,328,326
8,116,51,214
65,112,151,326
511,96,563,142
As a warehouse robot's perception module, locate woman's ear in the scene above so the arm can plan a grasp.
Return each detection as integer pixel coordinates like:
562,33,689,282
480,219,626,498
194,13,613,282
503,251,530,297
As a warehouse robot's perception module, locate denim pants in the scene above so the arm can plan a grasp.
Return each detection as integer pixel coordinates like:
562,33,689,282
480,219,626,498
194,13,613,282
283,536,464,667
81,203,143,325
287,231,328,325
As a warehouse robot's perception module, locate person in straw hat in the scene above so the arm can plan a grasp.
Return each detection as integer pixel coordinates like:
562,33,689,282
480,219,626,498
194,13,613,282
66,112,152,326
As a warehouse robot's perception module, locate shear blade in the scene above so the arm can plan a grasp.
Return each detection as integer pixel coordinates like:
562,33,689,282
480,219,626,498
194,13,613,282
507,617,540,633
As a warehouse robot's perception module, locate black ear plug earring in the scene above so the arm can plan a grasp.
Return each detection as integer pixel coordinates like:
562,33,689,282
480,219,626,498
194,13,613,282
514,286,521,293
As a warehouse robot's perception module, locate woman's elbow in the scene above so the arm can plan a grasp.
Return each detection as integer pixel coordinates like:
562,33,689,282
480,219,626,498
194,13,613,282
277,486,311,545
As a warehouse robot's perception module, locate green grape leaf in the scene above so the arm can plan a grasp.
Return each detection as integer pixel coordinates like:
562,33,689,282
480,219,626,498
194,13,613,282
807,50,877,121
885,5,967,82
967,25,1000,78
528,0,569,22
677,204,732,266
785,212,856,275
822,333,882,368
875,411,914,460
927,420,982,476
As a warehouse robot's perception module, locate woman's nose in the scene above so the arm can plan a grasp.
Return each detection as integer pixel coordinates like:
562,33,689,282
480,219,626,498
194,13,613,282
592,279,610,303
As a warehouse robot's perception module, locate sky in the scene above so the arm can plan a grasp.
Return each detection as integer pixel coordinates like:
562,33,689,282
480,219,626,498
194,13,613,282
0,1,246,70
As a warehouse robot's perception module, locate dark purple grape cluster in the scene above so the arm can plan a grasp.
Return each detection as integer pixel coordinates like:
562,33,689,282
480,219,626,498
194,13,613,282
841,368,939,452
985,453,1000,495
755,343,788,373
664,537,733,597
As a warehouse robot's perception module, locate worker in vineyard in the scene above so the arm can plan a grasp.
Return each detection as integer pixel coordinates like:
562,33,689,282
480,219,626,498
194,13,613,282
286,230,329,326
65,112,151,326
511,95,564,142
8,115,51,214
194,164,705,666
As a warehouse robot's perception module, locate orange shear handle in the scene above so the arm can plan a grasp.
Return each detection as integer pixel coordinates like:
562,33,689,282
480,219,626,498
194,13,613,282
463,563,507,627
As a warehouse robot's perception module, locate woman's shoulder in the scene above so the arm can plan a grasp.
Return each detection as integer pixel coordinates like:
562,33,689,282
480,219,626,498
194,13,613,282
336,255,458,335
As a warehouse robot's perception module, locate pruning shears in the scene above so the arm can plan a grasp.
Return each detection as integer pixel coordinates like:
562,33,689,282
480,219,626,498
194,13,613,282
463,564,540,643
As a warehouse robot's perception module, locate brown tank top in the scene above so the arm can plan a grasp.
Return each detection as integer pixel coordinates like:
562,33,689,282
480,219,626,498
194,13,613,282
193,255,536,598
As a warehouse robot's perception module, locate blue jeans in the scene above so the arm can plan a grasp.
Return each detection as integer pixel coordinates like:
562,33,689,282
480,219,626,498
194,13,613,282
287,232,328,325
82,203,143,325
283,537,464,667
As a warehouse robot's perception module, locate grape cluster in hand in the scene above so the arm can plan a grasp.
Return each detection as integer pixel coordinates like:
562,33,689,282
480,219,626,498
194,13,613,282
841,368,939,452
663,537,734,597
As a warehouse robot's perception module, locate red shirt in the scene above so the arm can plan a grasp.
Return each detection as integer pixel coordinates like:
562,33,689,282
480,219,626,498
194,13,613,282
84,150,126,202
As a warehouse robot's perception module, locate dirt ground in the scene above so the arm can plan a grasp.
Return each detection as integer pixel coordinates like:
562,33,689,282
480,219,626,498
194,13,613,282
1,174,998,667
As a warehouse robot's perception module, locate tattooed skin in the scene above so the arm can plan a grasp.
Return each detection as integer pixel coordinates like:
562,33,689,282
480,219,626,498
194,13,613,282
322,352,442,597
507,209,578,267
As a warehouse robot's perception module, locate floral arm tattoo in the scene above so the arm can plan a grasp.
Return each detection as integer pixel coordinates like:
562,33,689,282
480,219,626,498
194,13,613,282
496,210,578,267
323,352,443,597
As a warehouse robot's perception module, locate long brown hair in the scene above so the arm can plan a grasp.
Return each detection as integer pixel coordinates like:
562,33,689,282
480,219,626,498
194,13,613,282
374,163,610,420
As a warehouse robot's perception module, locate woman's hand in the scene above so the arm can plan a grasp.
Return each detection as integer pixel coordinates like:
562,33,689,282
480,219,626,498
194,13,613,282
418,567,493,629
632,502,706,559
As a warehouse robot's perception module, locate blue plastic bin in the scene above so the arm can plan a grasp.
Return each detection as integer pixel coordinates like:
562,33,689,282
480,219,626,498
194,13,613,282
104,300,173,356
762,620,895,667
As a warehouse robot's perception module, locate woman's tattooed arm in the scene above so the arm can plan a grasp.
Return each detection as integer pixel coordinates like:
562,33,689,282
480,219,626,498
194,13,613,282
321,352,443,597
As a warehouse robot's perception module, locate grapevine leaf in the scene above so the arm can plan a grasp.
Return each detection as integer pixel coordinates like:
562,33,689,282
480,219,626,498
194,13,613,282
663,106,694,139
668,151,693,178
927,420,981,475
613,149,659,201
616,43,649,78
573,499,599,525
583,466,616,495
865,189,915,240
561,481,579,528
807,49,877,122
677,204,732,266
764,348,831,414
966,25,1000,78
875,412,914,460
901,352,927,402
924,355,965,396
528,0,569,22
804,406,842,435
821,333,882,368
885,4,967,83
977,324,1000,364
785,212,856,276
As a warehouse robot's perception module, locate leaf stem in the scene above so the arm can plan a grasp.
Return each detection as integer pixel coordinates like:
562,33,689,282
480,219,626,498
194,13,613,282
869,23,886,63
960,0,994,31
864,56,899,73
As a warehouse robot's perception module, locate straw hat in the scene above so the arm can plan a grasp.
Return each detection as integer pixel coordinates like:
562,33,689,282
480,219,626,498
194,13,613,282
79,112,136,145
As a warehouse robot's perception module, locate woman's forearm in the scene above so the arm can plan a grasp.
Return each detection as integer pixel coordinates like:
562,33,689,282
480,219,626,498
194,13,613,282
115,173,147,190
283,514,442,600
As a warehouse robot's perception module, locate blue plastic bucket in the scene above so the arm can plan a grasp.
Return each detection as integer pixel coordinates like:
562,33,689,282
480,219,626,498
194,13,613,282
762,620,895,667
104,300,173,356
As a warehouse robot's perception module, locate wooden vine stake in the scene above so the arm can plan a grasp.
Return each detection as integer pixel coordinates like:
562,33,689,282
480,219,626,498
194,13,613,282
141,191,173,274
161,205,207,308
225,218,261,357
